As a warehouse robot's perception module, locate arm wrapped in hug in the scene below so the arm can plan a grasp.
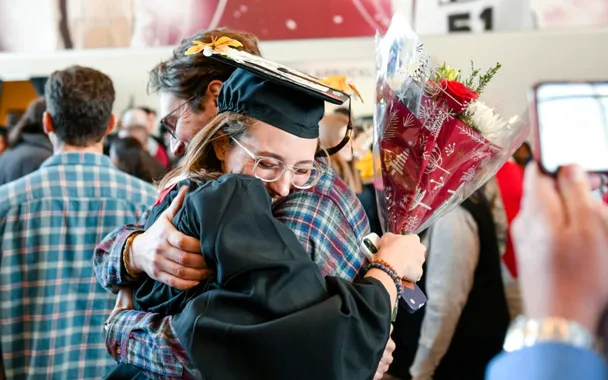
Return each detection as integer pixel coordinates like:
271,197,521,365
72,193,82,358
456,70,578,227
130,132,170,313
169,174,392,380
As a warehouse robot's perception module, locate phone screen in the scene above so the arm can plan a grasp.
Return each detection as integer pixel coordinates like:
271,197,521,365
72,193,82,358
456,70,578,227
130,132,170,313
536,82,608,173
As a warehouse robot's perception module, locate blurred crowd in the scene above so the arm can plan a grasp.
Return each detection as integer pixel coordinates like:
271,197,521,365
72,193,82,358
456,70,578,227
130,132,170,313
0,92,537,378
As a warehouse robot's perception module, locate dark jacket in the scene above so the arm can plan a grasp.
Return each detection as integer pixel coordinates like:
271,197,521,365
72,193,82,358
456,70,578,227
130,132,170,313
0,134,52,186
109,175,392,380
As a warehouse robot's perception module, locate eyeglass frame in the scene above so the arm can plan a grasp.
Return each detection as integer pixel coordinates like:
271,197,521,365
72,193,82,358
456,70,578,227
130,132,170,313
230,137,323,190
159,96,196,140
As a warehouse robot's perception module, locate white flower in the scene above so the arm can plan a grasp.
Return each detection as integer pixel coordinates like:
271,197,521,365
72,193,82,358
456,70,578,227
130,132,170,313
466,101,508,143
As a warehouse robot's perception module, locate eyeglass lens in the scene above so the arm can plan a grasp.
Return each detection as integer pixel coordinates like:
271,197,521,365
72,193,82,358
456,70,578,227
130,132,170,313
253,157,320,189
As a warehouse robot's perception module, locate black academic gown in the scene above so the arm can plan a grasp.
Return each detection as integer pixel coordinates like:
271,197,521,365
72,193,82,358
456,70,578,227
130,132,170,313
123,175,392,380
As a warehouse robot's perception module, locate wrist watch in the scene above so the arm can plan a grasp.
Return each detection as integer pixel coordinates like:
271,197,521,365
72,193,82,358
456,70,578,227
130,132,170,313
504,315,600,353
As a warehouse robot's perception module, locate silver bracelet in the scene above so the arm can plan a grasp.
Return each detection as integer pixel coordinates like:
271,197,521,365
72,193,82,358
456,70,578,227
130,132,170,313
504,315,600,353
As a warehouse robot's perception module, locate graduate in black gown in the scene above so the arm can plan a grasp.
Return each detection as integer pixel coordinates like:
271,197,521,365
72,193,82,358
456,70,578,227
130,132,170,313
110,66,417,380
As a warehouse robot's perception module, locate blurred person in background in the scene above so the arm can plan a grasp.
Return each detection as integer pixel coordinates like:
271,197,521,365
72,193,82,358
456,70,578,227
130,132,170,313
319,112,362,194
111,134,165,183
136,106,158,132
388,180,510,380
513,141,533,170
5,110,24,128
0,98,51,186
0,126,7,155
349,118,382,235
118,123,148,147
487,164,608,379
495,159,525,318
0,65,157,380
121,107,170,169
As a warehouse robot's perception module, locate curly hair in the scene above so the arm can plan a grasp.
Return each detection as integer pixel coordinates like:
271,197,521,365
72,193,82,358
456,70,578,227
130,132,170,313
148,28,261,111
45,66,115,147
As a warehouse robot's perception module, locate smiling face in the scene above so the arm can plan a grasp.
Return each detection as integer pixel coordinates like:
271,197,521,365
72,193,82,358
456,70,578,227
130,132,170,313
216,120,319,201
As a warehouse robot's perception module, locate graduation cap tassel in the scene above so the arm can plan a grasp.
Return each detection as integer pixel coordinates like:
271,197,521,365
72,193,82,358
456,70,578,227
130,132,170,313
319,99,353,157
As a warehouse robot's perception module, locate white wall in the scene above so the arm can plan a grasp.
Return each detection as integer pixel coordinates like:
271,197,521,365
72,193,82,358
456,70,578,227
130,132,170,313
1,27,607,121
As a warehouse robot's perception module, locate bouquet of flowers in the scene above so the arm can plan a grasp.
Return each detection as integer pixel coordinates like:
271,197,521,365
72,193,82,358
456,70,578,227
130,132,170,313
374,14,529,234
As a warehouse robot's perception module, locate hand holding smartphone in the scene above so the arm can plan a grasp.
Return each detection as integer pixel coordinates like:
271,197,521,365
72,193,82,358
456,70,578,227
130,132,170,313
530,81,608,175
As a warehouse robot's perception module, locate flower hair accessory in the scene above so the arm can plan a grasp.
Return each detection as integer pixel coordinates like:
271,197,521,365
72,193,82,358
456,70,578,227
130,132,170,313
185,36,244,57
320,76,363,102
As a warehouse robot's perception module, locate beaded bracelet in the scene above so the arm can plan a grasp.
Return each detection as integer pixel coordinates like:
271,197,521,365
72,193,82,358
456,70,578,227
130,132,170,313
367,259,404,298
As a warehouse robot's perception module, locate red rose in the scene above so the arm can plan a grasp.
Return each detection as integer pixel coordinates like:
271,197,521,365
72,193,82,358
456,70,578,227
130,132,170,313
438,79,479,113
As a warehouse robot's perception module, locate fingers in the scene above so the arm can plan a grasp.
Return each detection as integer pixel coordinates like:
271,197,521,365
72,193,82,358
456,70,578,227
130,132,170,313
521,164,564,222
153,249,210,280
155,271,201,291
162,246,207,269
165,186,188,220
558,165,594,226
386,337,396,353
166,229,202,254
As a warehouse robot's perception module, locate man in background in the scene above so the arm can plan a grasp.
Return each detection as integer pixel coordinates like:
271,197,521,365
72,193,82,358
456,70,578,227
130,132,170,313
0,65,157,379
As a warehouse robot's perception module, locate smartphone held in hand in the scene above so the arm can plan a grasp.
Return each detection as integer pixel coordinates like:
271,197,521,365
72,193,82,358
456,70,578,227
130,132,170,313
529,81,608,175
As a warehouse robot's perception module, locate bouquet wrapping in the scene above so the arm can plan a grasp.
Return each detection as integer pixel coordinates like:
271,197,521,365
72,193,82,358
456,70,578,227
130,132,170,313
374,14,529,235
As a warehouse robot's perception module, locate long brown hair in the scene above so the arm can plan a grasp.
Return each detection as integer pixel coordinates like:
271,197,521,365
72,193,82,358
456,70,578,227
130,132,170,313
158,112,254,189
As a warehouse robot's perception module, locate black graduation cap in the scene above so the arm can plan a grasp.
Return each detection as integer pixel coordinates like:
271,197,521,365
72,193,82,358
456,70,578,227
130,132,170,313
207,46,354,156
218,68,324,139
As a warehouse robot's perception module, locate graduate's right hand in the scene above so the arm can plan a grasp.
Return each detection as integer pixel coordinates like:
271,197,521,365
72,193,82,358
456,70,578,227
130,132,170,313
130,186,213,290
375,233,426,282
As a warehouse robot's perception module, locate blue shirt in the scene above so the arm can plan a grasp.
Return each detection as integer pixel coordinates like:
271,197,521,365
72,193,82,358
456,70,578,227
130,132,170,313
0,152,157,380
487,343,608,380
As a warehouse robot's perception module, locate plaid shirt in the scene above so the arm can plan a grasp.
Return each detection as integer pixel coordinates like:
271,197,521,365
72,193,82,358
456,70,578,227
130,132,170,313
94,165,371,378
0,153,157,380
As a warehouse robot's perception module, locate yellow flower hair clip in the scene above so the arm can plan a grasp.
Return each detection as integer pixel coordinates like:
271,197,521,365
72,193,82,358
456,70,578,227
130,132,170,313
320,76,363,103
185,36,244,57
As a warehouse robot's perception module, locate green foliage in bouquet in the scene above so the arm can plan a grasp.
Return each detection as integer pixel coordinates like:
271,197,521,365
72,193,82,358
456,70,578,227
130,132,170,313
466,62,502,95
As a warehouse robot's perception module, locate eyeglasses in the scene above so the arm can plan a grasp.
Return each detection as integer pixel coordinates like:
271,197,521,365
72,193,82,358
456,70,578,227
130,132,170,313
231,137,322,190
159,96,195,139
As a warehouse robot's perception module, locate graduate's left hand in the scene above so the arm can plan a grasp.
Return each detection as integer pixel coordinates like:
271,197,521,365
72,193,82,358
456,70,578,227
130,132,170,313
374,326,395,379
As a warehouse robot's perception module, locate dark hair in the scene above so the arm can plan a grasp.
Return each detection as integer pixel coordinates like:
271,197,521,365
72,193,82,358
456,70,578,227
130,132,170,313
0,126,7,139
334,107,350,117
137,106,156,116
45,65,115,147
8,97,47,146
110,137,154,183
148,28,261,111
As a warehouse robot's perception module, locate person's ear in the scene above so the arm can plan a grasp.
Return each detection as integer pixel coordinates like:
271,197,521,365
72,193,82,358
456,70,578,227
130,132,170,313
206,80,223,107
212,131,229,161
42,112,54,135
105,113,117,135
